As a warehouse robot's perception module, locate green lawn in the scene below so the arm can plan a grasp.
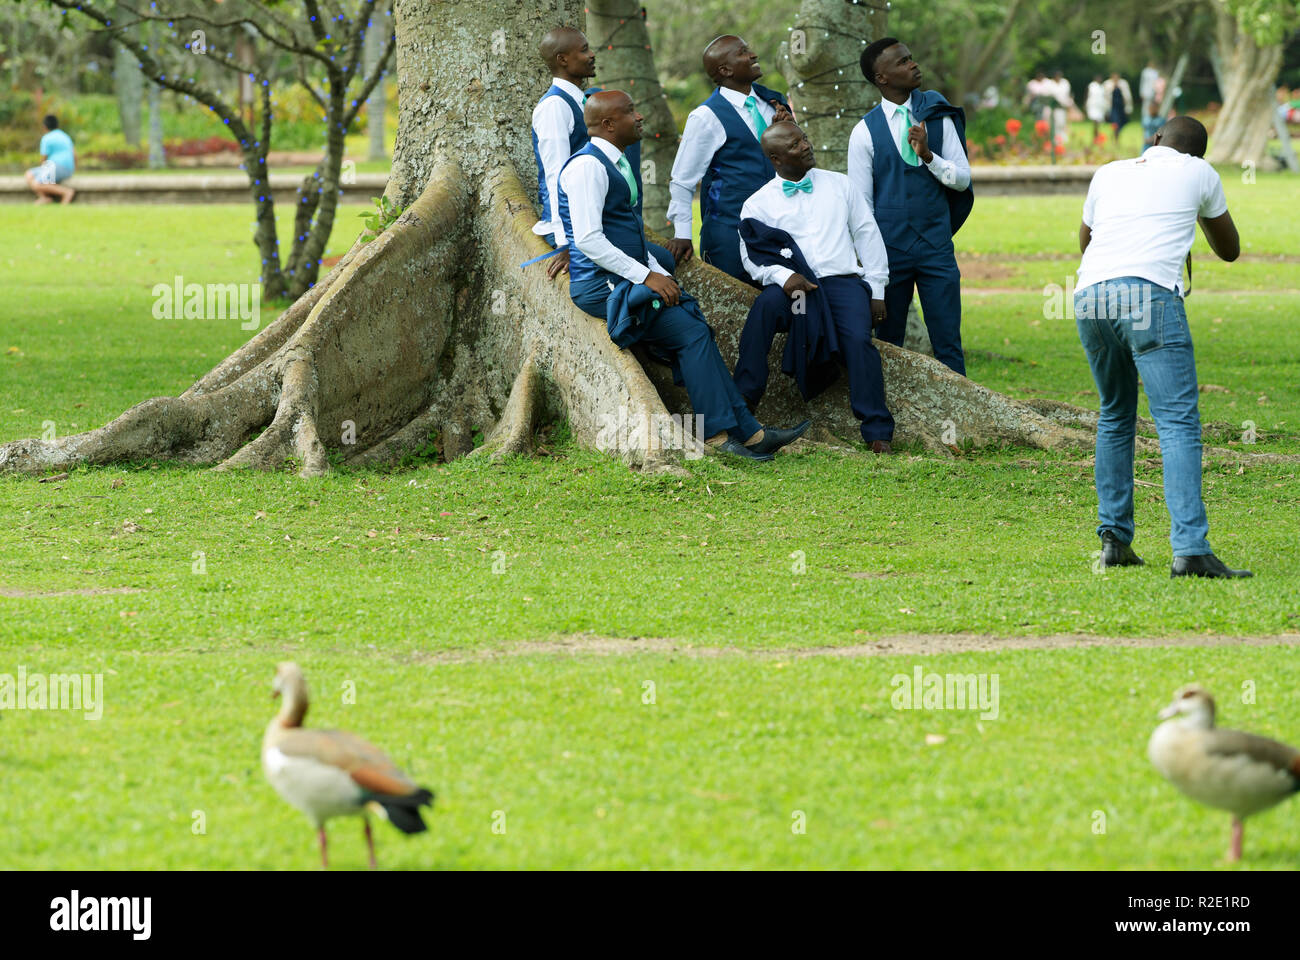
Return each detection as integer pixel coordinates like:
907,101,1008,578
1,176,1298,869
4,646,1298,869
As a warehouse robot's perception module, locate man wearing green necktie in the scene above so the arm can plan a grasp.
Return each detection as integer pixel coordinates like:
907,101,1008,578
849,38,975,376
665,36,795,282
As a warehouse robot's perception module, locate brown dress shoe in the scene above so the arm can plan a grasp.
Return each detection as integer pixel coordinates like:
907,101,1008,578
870,440,893,454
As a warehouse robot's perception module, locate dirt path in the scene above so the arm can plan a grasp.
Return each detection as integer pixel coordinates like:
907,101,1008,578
404,631,1300,663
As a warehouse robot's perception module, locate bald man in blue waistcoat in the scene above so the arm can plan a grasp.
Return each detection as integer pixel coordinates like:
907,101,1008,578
665,35,793,284
531,26,673,281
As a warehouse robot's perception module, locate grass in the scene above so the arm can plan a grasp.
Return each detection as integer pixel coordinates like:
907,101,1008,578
4,646,1299,869
1,173,1298,869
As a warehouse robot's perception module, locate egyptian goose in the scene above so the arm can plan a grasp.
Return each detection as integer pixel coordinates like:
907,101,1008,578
1148,684,1300,861
263,663,434,869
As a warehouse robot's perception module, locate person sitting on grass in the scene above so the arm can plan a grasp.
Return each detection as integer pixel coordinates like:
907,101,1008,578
25,115,76,205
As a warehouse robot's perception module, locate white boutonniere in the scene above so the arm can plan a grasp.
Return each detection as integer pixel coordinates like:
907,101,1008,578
780,247,792,259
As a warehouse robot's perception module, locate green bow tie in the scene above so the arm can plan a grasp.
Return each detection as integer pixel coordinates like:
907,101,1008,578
743,95,768,137
899,104,921,166
781,176,813,197
615,153,638,206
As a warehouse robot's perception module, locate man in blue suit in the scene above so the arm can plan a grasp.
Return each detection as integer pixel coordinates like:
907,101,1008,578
559,91,809,462
848,38,973,375
531,26,672,280
666,36,792,283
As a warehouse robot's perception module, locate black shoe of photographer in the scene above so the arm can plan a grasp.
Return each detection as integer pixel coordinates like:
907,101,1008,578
1170,553,1253,579
1100,530,1144,568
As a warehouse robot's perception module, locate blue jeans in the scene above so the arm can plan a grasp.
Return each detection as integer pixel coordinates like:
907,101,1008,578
1074,277,1211,556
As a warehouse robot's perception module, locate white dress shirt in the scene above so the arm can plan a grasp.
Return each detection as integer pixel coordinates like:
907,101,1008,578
1077,145,1228,297
558,136,670,285
531,77,586,246
738,168,890,295
846,93,971,214
667,85,779,239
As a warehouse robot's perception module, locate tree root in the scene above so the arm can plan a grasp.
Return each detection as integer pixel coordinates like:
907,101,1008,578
473,347,544,460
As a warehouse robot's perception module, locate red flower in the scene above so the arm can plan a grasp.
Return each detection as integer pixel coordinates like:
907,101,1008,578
1005,118,1022,137
1034,119,1050,138
1054,143,1066,156
1093,132,1107,145
994,134,1007,145
1042,141,1052,153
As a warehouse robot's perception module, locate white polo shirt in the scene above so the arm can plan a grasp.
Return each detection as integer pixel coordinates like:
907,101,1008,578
1077,145,1228,296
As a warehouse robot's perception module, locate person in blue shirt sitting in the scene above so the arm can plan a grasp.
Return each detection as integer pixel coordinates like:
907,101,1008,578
26,115,76,205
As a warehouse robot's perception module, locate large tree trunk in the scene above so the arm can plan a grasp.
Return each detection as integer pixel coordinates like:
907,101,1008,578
4,0,1227,480
588,0,675,229
365,15,388,162
1207,9,1284,167
780,0,883,175
113,19,143,148
780,0,930,355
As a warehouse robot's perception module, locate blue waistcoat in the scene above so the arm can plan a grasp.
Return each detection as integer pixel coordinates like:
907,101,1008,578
863,90,971,254
557,142,649,287
699,83,789,229
534,84,645,231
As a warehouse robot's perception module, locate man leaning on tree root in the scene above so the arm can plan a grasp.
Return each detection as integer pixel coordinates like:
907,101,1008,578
1073,115,1251,579
557,91,810,463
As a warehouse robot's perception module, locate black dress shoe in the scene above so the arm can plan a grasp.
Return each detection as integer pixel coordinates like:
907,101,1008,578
1171,554,1253,578
747,420,811,455
1100,530,1144,567
713,438,774,462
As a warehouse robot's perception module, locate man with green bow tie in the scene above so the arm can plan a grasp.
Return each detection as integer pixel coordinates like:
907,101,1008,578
733,122,896,453
665,35,794,283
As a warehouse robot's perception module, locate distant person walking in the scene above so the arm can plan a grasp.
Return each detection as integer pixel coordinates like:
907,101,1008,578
1024,70,1052,121
1049,70,1075,147
1085,74,1108,141
25,115,76,205
1141,100,1164,153
1103,72,1133,144
1073,116,1249,579
1139,61,1160,117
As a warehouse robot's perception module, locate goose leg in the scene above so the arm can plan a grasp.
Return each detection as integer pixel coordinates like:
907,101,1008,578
1228,818,1243,862
318,826,330,870
364,817,377,870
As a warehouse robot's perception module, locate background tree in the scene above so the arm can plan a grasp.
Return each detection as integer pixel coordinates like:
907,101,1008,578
112,3,142,146
44,0,395,300
588,0,677,228
1208,0,1300,165
780,0,883,174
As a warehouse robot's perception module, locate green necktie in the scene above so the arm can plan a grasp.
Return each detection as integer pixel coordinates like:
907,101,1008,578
616,154,638,207
899,105,920,166
744,95,768,138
